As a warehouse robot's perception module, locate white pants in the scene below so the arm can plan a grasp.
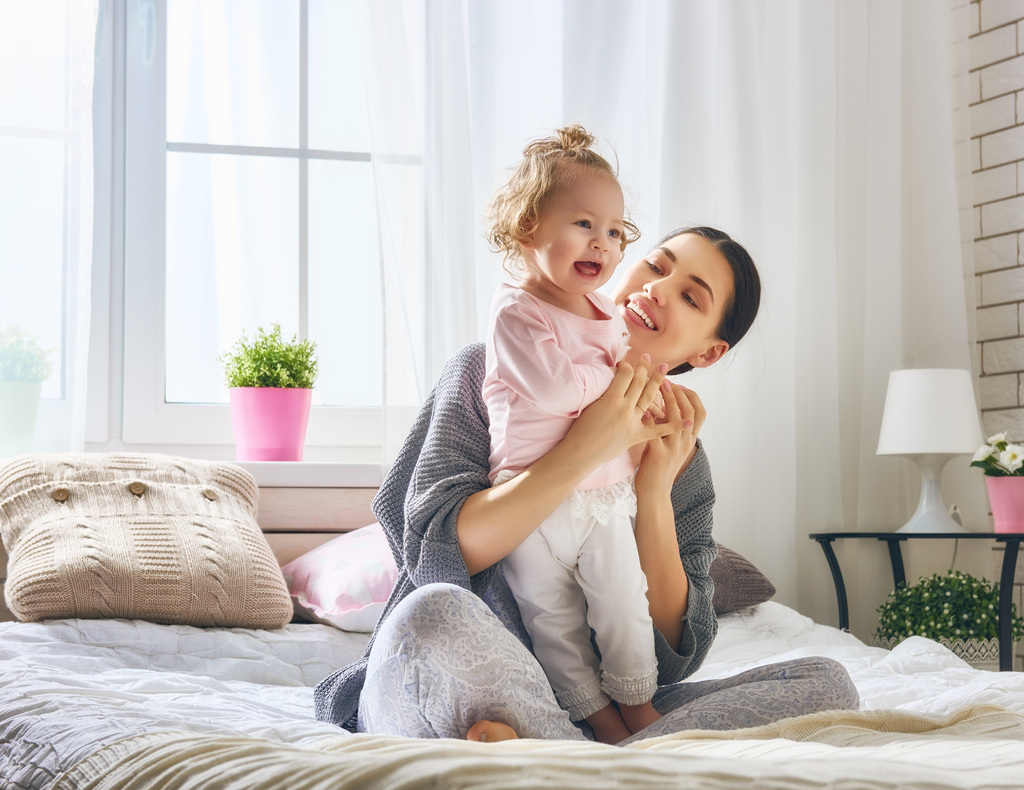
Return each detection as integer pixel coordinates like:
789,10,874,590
500,474,657,721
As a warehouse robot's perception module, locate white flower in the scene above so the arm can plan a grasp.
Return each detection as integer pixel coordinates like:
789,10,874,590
988,431,1008,445
999,444,1024,472
973,444,995,462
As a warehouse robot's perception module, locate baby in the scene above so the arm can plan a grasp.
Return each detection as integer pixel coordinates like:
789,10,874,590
482,124,661,744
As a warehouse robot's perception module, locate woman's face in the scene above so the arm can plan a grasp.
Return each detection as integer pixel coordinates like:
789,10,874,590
609,232,734,370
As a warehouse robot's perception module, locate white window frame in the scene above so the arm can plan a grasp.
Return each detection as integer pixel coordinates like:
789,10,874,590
120,0,381,456
88,0,115,447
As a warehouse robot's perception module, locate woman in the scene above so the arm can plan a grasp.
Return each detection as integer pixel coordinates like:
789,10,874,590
314,226,858,743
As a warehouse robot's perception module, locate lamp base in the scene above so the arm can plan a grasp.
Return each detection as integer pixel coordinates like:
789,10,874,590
895,454,969,534
895,510,969,534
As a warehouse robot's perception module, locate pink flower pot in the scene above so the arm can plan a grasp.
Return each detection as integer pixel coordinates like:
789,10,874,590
984,476,1024,534
229,387,312,462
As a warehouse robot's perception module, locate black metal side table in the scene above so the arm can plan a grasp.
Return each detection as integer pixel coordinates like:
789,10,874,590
808,532,1023,671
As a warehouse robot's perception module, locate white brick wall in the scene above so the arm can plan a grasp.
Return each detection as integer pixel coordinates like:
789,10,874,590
974,0,1024,434
973,0,1024,670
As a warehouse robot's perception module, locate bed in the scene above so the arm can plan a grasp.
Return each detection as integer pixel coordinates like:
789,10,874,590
3,454,1024,789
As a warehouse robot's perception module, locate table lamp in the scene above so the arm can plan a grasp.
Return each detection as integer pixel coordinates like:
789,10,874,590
876,368,983,533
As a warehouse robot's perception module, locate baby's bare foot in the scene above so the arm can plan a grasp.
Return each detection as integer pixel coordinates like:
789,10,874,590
466,720,519,742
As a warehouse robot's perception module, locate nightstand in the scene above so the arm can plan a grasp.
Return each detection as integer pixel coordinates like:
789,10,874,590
809,532,1023,671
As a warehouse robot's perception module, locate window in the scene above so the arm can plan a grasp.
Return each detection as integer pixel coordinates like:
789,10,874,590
0,1,96,453
122,0,390,457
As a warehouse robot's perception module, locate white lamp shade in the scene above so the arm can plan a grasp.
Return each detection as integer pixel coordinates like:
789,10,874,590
876,368,982,456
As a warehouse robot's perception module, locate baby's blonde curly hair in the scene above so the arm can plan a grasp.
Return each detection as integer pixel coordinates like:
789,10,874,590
485,125,641,273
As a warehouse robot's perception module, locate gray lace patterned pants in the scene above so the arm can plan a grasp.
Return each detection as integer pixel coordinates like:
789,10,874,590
357,583,859,743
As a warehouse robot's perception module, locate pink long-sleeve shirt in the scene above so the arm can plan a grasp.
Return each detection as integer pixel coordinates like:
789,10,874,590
483,284,635,491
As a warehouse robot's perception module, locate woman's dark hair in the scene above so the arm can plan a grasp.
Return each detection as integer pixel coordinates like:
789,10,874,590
661,226,762,376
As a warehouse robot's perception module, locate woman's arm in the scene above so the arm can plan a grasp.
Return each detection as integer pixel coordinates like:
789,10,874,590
634,489,688,646
664,449,719,667
633,382,710,648
458,357,678,575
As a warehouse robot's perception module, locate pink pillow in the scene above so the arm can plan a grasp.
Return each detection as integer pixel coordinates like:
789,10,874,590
281,522,399,632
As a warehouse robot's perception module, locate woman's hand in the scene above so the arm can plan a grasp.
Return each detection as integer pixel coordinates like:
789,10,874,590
561,356,681,469
634,381,706,500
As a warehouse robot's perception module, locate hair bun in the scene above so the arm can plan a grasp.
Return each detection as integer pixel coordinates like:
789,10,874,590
522,124,596,158
555,124,595,152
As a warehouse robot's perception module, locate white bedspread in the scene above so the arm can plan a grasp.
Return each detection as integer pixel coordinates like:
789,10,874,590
0,618,368,788
3,601,1024,789
690,602,1024,717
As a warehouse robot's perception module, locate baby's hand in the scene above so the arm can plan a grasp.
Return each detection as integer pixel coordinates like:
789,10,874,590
569,356,674,468
644,388,667,421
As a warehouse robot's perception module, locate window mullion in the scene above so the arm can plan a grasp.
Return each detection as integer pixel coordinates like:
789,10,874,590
298,0,309,340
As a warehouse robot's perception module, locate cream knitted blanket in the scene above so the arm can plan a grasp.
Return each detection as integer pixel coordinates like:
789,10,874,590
51,705,1024,790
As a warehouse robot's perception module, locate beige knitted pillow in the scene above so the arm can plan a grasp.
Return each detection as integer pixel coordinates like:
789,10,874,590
0,453,292,629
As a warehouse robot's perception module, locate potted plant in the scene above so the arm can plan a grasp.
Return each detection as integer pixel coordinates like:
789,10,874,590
971,432,1024,533
220,323,319,461
875,569,1024,670
0,325,54,457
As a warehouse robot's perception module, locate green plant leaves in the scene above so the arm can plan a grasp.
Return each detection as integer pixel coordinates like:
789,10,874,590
220,323,319,389
0,325,54,383
875,569,1024,643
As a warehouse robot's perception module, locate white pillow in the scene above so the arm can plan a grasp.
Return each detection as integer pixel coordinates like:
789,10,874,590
280,522,398,632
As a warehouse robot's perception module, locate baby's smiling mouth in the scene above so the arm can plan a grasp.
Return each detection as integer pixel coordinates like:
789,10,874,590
626,299,657,329
574,260,602,277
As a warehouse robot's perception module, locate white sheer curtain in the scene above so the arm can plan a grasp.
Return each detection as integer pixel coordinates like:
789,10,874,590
0,0,96,458
661,0,981,633
362,0,978,632
358,0,427,463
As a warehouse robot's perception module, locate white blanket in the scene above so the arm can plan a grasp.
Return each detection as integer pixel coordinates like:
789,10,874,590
0,618,367,787
3,602,1024,789
690,602,1024,717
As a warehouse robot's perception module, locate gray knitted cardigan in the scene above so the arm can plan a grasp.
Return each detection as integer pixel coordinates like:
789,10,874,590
313,343,719,731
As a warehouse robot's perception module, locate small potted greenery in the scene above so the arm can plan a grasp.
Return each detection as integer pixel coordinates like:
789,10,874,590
0,325,55,457
971,432,1024,533
220,323,319,461
875,569,1024,669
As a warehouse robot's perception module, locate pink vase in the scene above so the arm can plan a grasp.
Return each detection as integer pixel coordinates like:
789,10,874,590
229,387,312,461
985,476,1024,534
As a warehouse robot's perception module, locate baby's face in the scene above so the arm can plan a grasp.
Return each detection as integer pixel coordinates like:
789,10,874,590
517,169,626,311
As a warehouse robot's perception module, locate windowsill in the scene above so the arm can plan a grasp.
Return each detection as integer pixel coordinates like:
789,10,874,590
236,461,383,488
